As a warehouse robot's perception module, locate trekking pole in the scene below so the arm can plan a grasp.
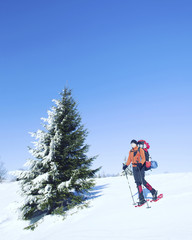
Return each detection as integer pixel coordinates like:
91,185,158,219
123,164,136,205
138,166,151,209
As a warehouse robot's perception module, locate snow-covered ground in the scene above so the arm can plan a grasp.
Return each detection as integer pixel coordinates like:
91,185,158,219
1,172,192,240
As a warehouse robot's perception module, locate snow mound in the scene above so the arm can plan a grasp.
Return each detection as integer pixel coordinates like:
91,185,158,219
0,172,192,240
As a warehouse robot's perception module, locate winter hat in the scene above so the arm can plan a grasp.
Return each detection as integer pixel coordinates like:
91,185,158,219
130,139,138,145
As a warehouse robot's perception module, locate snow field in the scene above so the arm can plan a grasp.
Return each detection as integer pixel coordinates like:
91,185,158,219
0,172,192,240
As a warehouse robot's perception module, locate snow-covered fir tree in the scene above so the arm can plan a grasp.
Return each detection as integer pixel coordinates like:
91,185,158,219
17,88,99,220
0,162,7,182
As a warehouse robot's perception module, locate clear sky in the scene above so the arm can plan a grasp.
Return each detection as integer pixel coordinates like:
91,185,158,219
0,0,192,175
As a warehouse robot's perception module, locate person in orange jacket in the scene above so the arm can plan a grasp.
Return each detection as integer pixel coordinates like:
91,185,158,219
123,139,157,205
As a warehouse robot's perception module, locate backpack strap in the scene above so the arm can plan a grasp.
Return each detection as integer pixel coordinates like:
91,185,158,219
133,147,140,157
138,147,146,164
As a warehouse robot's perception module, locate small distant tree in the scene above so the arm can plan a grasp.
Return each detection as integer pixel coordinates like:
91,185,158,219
16,88,100,220
0,162,7,182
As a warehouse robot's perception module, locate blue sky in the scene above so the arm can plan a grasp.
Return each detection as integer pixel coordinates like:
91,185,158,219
0,0,192,175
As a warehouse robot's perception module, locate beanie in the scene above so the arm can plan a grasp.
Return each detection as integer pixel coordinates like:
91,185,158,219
130,139,138,145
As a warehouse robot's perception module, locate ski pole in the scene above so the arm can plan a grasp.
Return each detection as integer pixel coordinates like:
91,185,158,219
123,165,136,205
138,166,151,209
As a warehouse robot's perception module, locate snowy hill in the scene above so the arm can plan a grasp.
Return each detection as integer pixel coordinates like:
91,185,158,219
1,172,192,240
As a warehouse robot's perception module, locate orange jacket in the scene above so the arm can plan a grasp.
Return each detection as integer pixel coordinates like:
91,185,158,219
126,146,146,167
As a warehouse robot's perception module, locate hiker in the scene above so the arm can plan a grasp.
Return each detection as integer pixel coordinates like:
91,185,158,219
123,139,158,206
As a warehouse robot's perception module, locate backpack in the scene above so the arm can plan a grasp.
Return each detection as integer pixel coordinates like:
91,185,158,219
137,140,158,171
137,140,150,162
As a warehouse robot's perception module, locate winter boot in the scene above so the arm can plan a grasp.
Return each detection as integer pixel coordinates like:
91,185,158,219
137,185,146,205
137,185,145,200
151,190,158,200
137,198,147,206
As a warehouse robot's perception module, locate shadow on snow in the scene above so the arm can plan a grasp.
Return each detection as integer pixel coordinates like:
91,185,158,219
87,184,109,200
27,184,108,230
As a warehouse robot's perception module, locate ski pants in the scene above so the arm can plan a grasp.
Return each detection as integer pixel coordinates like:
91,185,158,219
133,166,155,200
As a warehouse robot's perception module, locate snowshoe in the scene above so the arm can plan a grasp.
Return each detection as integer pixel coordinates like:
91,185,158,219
135,199,147,207
150,193,163,202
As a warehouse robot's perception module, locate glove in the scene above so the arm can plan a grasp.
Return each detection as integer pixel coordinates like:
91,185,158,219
137,163,143,169
123,164,128,170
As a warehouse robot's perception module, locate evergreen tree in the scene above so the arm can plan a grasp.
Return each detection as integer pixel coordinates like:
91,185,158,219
0,162,7,182
17,88,99,220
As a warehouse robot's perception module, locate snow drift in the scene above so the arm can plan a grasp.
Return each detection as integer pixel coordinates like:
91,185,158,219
0,172,192,240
